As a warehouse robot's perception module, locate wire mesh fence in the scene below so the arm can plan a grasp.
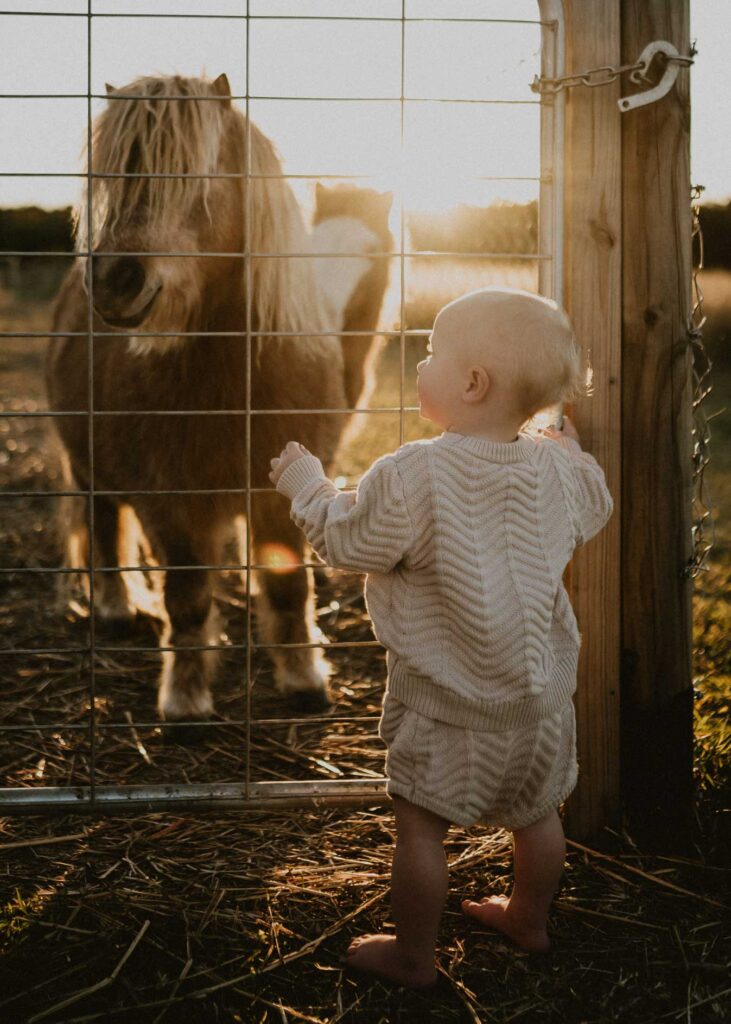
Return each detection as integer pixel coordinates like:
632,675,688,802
0,1,564,813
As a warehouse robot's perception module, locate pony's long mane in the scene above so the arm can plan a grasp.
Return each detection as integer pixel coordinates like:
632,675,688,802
242,118,332,339
75,74,331,339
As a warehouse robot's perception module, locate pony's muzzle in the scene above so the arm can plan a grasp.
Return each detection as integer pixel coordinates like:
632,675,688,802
88,254,159,327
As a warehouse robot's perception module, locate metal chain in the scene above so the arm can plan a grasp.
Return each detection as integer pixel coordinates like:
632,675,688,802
532,51,694,96
683,185,714,578
532,59,644,94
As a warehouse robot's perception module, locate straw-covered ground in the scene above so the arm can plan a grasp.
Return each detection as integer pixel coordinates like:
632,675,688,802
1,800,730,1024
1,273,730,1022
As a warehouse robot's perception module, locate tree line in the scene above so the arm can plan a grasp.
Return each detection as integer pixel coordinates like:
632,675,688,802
1,201,730,267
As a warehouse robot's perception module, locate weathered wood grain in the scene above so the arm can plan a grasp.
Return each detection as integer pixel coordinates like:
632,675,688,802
620,0,694,849
562,0,623,840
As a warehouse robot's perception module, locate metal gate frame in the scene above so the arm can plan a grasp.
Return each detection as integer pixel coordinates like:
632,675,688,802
0,0,566,814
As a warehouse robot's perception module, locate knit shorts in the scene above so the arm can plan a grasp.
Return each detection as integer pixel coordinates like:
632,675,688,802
379,694,578,830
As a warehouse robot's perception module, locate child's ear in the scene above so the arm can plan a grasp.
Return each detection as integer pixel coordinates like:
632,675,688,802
463,366,490,403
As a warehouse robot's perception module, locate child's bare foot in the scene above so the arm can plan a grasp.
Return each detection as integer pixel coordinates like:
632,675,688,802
344,934,437,988
461,896,550,953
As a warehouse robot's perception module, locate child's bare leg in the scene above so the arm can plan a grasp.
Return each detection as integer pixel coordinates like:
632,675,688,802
461,807,565,952
345,795,450,987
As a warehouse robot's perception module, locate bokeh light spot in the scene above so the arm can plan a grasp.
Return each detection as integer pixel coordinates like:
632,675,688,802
258,542,301,575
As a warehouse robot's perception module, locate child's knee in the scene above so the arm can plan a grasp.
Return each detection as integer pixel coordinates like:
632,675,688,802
513,806,562,835
393,795,451,843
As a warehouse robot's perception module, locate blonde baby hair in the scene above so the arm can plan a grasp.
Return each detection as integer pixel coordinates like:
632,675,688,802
437,287,590,419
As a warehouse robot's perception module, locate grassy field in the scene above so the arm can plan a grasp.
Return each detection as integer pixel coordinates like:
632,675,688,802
696,269,731,547
691,270,731,859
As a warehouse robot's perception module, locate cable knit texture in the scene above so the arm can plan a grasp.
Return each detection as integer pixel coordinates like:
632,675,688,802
276,430,613,827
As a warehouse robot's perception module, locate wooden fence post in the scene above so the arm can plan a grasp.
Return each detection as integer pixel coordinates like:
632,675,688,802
619,0,695,849
562,0,623,840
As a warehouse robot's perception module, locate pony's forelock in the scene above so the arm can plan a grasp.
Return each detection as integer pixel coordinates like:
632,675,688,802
75,75,226,248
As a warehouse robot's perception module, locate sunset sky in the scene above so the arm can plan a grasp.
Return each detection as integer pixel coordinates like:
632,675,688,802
0,0,728,214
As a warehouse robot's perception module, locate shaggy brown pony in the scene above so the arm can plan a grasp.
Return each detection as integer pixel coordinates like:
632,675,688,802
46,74,390,731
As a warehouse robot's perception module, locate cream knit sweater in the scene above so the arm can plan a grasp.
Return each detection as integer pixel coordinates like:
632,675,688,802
276,431,613,731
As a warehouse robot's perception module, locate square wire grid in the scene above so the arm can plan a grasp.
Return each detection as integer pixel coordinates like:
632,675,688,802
0,1,564,813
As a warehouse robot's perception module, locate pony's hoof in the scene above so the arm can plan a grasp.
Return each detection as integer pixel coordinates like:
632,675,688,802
160,719,212,746
274,655,332,712
95,596,138,629
291,687,332,714
95,611,141,638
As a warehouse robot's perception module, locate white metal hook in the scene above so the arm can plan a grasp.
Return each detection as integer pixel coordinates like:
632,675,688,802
618,40,682,112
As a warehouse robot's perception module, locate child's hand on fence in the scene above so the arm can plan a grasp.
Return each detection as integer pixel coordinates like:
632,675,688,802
558,415,580,442
539,415,581,445
269,441,312,486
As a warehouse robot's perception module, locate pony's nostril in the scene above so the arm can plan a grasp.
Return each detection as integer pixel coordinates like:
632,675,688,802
93,256,146,302
110,257,146,301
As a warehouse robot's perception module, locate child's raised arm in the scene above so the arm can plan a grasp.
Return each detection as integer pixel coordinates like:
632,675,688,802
271,446,414,574
540,419,614,545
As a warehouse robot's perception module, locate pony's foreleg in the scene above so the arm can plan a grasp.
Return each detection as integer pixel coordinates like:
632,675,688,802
151,531,220,731
251,494,331,710
91,497,137,624
56,454,135,623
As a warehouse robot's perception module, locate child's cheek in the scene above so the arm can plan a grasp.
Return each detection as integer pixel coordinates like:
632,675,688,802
417,373,427,405
418,375,434,418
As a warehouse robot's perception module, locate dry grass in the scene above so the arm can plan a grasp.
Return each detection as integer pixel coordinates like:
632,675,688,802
1,807,730,1023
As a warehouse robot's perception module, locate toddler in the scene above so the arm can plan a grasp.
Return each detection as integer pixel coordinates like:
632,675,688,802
269,287,613,988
